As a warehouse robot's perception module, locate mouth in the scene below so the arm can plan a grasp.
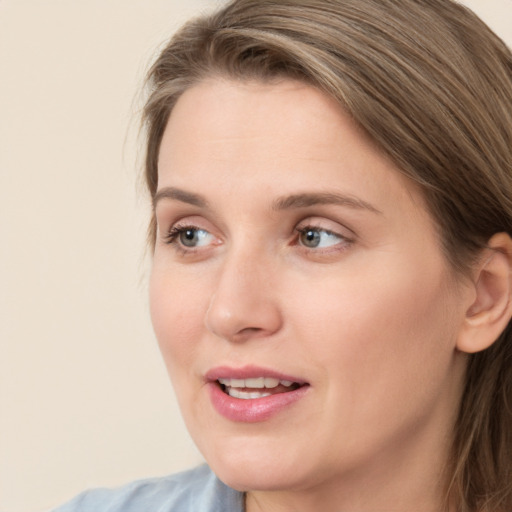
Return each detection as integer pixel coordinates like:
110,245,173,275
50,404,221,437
206,368,311,422
204,366,310,422
217,377,304,400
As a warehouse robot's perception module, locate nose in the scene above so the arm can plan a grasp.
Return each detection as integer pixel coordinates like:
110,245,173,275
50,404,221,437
205,249,283,343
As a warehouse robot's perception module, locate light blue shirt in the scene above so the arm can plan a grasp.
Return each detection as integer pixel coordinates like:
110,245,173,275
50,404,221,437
51,464,244,512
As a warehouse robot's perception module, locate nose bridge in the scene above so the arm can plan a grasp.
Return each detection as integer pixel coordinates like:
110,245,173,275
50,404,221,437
205,241,282,341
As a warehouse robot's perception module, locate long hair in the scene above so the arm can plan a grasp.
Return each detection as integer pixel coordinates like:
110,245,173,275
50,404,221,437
142,1,512,509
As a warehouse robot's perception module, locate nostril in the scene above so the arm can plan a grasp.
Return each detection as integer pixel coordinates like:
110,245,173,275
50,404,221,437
204,278,283,342
233,326,264,338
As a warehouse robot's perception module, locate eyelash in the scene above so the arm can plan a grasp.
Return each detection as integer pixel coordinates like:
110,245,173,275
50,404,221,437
162,224,207,251
163,225,197,243
162,223,353,254
294,225,352,250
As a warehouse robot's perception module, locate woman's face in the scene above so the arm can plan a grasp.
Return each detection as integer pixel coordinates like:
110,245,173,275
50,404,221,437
150,79,470,494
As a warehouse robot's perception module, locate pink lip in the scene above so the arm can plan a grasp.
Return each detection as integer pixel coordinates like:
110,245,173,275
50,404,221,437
205,365,310,423
205,365,308,384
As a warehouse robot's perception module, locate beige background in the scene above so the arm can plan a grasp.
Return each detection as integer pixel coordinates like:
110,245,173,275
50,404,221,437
0,1,510,511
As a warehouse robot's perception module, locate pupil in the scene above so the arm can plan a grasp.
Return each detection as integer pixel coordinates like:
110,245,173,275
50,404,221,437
180,229,198,247
303,230,320,247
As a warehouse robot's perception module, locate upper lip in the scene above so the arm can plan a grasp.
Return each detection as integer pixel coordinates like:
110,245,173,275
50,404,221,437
205,365,308,385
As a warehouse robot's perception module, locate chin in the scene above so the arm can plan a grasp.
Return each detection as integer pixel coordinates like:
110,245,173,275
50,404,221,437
200,437,315,492
213,460,308,492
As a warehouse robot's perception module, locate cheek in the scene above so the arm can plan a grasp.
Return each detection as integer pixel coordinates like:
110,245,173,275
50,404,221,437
287,256,460,403
149,264,209,376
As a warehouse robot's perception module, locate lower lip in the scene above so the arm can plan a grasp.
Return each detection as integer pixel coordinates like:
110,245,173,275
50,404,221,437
207,382,310,423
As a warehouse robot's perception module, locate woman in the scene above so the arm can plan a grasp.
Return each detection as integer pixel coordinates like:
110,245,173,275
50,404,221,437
54,0,512,510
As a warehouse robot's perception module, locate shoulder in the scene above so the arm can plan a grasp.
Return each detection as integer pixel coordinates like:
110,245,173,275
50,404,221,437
50,464,244,512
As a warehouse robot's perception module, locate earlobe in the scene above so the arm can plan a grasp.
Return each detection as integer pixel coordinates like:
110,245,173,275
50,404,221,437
457,233,512,354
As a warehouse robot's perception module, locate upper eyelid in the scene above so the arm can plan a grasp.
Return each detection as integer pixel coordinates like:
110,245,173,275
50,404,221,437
295,218,356,238
160,215,356,240
155,208,226,236
297,226,346,238
156,202,358,229
158,214,215,233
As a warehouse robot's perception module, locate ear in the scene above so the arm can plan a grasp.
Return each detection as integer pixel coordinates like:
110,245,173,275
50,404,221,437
457,233,512,354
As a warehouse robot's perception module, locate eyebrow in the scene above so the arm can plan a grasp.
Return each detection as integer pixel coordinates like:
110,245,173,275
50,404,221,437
153,187,209,210
153,187,381,215
272,192,382,214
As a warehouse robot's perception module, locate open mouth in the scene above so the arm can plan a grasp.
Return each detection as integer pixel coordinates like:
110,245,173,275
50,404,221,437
217,377,305,400
207,370,311,421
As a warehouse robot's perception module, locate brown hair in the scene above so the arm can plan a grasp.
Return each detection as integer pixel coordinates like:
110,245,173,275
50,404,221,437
142,1,512,510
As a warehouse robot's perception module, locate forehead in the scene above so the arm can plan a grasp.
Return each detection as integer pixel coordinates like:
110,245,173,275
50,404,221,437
157,78,426,216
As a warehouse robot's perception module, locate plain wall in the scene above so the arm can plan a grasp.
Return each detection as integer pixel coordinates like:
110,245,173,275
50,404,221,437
0,1,510,511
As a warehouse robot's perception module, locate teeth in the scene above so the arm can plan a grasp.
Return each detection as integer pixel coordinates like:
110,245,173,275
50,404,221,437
228,388,272,399
264,377,279,388
218,377,295,389
245,377,265,388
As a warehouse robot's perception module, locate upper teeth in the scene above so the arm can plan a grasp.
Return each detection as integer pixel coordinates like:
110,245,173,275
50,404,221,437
218,377,294,388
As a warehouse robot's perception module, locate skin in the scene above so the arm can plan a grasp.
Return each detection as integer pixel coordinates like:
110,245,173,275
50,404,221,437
150,78,475,512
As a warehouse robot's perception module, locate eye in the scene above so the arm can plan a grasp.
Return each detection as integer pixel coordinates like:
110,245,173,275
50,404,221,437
297,226,346,249
165,225,216,248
